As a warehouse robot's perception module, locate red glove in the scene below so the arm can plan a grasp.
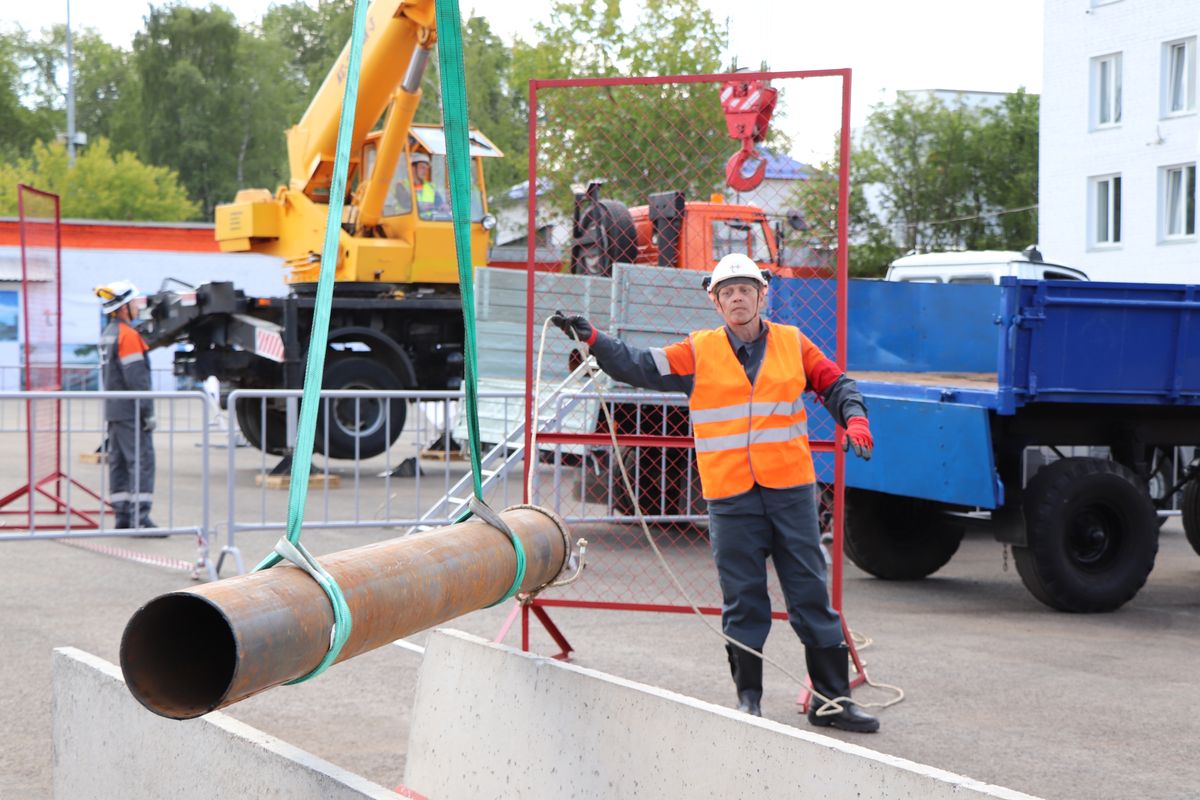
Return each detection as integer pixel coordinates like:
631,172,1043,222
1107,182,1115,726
843,416,873,460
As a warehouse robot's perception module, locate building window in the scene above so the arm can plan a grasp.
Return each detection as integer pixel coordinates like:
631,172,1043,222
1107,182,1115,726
1163,38,1197,116
1090,175,1122,246
1091,53,1123,128
1161,164,1197,239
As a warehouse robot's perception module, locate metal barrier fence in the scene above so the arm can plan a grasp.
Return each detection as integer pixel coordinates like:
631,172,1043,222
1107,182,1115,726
0,385,1191,597
217,389,528,575
0,364,186,391
0,367,211,434
0,390,216,578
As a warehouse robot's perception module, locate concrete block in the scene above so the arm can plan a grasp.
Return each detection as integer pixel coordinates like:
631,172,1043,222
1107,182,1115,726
52,647,402,800
405,629,1042,800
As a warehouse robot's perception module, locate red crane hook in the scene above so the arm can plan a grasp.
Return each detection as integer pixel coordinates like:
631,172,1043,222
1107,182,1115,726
720,78,778,192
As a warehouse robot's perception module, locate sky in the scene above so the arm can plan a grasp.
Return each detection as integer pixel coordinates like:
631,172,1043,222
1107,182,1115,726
5,0,1046,163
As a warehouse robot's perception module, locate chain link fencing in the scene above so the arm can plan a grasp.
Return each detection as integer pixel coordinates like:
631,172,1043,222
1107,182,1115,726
481,70,853,621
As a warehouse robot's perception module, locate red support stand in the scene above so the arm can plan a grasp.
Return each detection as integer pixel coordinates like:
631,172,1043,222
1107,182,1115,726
0,471,108,529
0,186,106,531
492,597,573,661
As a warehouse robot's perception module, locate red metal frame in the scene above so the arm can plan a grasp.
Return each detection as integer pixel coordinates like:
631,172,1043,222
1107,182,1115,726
493,597,573,660
506,70,865,682
0,186,106,530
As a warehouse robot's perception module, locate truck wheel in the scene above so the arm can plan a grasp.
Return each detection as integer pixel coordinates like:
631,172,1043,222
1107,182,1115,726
571,199,638,277
1013,457,1158,612
1182,480,1200,557
843,489,965,580
316,357,406,460
234,399,289,456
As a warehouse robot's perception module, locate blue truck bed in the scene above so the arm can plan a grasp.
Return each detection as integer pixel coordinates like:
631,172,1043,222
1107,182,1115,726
769,277,1200,510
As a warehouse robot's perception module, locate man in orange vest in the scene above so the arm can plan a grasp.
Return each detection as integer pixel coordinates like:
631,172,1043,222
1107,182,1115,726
552,252,878,732
95,280,157,531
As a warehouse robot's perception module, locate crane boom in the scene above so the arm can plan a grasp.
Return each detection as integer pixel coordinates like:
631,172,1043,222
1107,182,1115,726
287,0,435,199
213,0,501,288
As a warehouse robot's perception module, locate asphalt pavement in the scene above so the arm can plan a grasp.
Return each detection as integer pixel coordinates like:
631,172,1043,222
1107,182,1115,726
1,475,1198,799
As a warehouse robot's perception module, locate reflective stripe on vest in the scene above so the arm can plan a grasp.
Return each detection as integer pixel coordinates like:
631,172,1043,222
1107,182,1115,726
688,322,814,499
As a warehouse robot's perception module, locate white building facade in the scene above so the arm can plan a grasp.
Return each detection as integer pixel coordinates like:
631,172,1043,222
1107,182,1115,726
1040,0,1199,283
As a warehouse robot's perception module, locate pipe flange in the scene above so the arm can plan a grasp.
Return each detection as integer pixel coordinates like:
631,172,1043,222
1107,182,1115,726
502,503,572,590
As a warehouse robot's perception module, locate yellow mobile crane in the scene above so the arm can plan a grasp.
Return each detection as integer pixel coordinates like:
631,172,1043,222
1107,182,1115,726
214,0,500,286
139,0,501,459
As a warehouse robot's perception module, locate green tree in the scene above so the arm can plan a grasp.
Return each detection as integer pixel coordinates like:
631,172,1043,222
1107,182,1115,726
69,30,141,155
0,25,141,161
229,24,294,188
976,89,1039,249
0,138,199,220
848,91,1040,274
260,0,354,117
132,5,245,218
0,29,58,159
416,16,528,200
510,0,730,210
790,152,901,278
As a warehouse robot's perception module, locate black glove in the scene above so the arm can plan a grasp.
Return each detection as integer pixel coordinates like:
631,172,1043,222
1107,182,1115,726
550,310,593,343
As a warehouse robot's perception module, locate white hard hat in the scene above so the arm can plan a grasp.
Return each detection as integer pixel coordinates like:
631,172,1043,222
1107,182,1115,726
410,151,431,165
94,280,140,314
706,253,769,293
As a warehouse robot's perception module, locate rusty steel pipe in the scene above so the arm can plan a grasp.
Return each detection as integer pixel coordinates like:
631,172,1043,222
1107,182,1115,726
120,505,569,719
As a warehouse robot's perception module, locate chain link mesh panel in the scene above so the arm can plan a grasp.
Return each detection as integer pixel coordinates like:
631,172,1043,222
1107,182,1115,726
486,71,849,615
18,186,63,493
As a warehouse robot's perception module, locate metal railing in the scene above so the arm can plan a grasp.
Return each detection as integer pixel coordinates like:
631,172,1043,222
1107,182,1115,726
0,390,217,579
0,367,212,434
217,388,529,574
3,385,1190,586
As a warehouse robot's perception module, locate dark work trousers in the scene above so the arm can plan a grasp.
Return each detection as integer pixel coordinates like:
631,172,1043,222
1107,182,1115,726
107,421,155,527
707,483,844,651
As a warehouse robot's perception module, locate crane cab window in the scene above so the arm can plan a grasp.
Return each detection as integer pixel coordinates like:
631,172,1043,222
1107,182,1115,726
712,218,771,263
384,153,484,222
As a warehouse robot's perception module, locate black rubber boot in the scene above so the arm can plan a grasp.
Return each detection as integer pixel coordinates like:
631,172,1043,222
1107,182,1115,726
111,501,131,530
805,644,879,733
134,502,166,537
726,644,763,716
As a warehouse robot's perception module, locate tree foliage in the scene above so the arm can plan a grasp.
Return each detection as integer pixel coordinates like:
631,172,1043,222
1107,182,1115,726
68,30,142,151
132,6,247,218
510,0,730,210
450,17,527,200
1,5,1041,264
853,90,1040,274
0,138,198,220
0,29,59,159
261,0,354,109
2,3,537,220
792,91,1040,277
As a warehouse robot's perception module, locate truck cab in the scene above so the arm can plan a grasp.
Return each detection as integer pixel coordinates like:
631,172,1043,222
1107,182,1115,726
570,184,832,279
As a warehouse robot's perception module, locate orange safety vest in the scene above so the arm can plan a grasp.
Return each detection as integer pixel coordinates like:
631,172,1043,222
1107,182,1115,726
687,322,814,499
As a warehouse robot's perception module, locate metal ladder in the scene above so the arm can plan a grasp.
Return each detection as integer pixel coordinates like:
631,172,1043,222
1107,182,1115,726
409,360,602,532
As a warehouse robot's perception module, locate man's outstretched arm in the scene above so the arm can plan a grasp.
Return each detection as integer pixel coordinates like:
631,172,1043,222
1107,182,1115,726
550,311,693,394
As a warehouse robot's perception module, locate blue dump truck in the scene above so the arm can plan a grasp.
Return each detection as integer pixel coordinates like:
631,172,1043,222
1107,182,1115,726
771,277,1200,612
